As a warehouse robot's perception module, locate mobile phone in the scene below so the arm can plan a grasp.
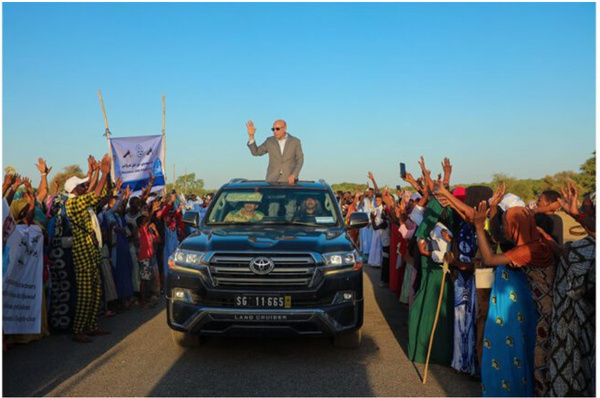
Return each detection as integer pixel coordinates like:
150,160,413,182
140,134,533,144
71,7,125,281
396,185,402,191
400,162,406,179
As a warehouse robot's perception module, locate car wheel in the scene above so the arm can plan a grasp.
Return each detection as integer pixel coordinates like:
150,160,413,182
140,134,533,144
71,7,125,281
333,329,362,349
171,329,202,348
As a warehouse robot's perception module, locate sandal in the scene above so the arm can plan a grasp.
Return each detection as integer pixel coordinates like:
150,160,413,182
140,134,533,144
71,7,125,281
72,334,93,343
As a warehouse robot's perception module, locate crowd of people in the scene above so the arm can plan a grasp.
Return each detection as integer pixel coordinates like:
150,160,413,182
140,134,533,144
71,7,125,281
336,157,595,397
2,152,595,397
2,155,212,345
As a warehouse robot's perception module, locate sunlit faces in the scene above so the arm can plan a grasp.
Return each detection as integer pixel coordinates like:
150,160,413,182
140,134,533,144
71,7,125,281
305,197,317,210
272,120,287,140
242,202,260,214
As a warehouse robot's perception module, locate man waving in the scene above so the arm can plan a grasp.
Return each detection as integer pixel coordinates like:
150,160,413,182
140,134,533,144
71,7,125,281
246,119,304,184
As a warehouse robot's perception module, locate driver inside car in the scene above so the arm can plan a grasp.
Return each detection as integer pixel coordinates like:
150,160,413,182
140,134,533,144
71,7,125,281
293,196,327,223
224,200,265,222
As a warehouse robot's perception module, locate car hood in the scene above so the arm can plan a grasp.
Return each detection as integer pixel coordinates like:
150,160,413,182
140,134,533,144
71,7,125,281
179,226,353,254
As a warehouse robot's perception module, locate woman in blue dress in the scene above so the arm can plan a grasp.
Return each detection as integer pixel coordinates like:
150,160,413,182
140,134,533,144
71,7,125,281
472,203,555,396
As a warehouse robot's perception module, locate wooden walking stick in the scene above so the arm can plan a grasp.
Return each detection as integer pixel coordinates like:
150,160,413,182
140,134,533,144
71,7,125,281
422,258,451,384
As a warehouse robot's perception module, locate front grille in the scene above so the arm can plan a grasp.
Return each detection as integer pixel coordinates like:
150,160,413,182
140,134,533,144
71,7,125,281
209,253,316,289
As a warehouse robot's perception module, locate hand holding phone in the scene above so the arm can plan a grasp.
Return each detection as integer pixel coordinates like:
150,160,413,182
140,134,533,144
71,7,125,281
400,163,406,179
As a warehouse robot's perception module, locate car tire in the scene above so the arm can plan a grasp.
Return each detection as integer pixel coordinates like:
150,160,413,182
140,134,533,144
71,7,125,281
333,329,362,349
171,329,202,348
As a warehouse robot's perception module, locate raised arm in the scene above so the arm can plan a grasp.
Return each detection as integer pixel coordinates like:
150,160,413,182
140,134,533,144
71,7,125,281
246,120,268,156
140,171,156,203
367,171,379,193
559,181,595,233
473,201,510,266
441,157,452,187
5,174,23,206
94,154,111,198
401,171,423,195
34,157,52,203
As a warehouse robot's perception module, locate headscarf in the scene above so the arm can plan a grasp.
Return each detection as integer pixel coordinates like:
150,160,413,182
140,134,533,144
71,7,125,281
10,199,30,224
503,207,555,268
498,193,526,212
464,185,493,208
451,187,466,202
429,222,453,264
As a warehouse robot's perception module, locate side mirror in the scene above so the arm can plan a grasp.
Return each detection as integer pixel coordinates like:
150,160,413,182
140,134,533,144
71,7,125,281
182,211,200,228
348,212,369,229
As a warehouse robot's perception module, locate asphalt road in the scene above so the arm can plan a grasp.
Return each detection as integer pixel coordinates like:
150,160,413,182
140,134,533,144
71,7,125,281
4,266,481,397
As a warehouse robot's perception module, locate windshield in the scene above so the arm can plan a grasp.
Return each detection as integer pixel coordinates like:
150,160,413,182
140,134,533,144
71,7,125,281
205,188,341,227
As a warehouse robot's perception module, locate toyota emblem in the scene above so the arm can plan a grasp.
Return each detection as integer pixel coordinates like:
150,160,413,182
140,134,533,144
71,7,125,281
249,257,275,275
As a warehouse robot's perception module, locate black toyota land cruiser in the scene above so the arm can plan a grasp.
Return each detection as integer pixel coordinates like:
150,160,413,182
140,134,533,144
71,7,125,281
166,179,369,348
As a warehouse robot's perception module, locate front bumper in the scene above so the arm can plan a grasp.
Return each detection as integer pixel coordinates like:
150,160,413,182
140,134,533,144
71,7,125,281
166,266,363,336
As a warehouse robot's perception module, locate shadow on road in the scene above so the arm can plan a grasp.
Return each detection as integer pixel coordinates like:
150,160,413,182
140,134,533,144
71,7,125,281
148,334,378,397
3,303,164,397
363,265,480,397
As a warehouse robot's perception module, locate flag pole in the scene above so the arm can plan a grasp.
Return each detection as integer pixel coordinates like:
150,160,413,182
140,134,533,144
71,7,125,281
98,90,116,182
162,94,167,190
422,259,450,384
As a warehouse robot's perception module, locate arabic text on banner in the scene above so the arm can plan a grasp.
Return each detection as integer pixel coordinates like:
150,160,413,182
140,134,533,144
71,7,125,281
110,135,166,195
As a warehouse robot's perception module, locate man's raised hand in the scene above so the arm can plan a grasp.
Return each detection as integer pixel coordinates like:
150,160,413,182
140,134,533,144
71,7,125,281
100,153,111,174
246,121,256,139
35,158,52,175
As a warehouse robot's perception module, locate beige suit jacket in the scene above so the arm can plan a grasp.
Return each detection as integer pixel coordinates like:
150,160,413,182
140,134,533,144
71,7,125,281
248,134,304,182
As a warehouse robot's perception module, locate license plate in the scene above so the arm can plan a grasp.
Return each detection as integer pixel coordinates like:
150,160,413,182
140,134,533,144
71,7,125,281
234,295,292,308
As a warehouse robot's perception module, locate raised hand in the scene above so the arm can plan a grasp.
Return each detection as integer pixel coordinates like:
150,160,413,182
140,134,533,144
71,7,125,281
558,181,579,217
35,158,52,175
148,171,156,183
100,153,111,174
124,185,132,199
441,157,452,183
473,201,489,230
12,174,23,190
436,194,452,208
367,171,375,181
3,174,13,192
489,182,506,208
151,200,161,214
23,177,33,191
402,171,415,184
115,178,123,192
53,179,60,193
246,121,256,138
87,155,96,175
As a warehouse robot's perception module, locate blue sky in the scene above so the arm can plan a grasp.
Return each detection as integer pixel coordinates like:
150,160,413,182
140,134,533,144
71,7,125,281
3,2,596,189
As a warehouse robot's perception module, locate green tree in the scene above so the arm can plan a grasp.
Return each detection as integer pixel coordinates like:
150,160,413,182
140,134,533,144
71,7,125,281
50,165,85,194
575,151,595,193
172,173,205,195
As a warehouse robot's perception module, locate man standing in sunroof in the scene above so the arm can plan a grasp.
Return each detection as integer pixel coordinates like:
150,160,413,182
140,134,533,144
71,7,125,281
246,119,304,184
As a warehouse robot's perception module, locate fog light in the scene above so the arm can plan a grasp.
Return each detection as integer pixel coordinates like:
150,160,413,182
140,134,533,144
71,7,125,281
333,291,355,304
172,288,193,302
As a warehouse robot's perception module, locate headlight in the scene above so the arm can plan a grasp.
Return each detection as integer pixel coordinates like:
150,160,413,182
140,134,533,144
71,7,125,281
323,251,359,266
172,249,207,268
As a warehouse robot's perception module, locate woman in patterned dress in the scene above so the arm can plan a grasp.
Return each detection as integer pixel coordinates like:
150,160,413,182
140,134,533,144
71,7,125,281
548,185,596,396
472,203,556,396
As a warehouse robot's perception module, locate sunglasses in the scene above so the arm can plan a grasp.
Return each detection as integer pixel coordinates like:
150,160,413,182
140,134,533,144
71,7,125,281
271,127,283,131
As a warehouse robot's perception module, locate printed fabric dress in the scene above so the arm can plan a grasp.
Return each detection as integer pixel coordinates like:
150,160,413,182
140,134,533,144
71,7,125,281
408,199,454,365
482,265,537,397
548,236,595,397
